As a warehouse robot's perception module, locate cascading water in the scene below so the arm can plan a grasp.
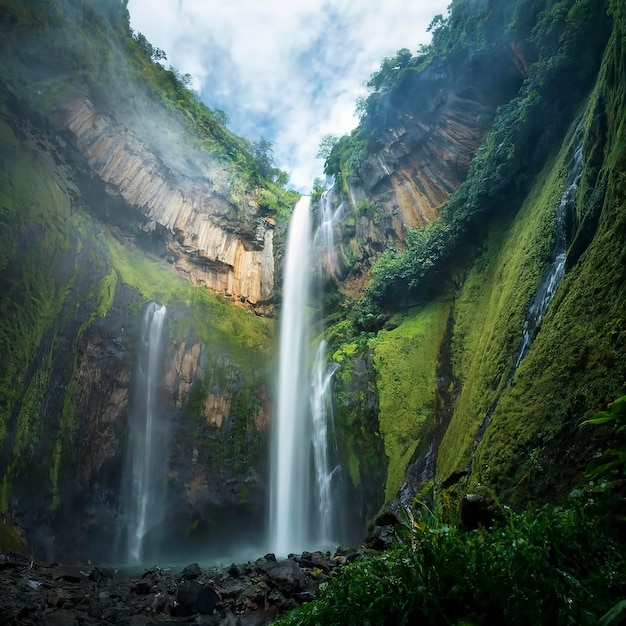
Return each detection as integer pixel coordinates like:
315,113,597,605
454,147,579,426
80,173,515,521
310,340,340,545
269,192,344,556
469,138,585,459
123,302,169,564
314,188,344,278
270,196,313,556
515,141,583,367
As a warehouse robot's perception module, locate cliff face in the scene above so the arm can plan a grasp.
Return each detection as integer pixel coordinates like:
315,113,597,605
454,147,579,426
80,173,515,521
59,97,275,311
0,90,275,562
329,0,621,512
330,43,525,285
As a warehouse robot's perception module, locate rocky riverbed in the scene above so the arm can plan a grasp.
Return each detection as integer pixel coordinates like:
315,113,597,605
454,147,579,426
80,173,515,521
0,547,369,625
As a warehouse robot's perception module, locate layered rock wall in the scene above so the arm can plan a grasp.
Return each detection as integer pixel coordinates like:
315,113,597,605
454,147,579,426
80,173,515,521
60,98,275,309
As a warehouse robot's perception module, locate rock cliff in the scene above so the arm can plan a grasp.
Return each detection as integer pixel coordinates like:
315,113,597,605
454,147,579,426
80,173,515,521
332,43,525,281
59,97,275,311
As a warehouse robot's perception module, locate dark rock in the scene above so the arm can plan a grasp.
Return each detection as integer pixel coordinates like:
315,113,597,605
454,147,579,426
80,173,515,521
43,609,81,625
460,492,504,530
213,576,251,598
227,563,240,578
88,565,117,582
131,580,152,595
365,524,397,551
54,569,86,584
175,579,218,616
257,559,306,593
239,613,271,626
237,581,270,609
181,562,203,580
263,553,276,562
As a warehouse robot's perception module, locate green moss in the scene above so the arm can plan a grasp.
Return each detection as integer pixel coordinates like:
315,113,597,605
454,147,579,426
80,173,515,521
0,519,25,554
96,269,118,317
104,234,274,373
474,26,626,502
0,110,76,451
436,146,572,479
370,301,450,501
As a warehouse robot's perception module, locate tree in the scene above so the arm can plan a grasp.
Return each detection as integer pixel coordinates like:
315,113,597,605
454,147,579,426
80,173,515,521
316,134,339,161
251,138,274,180
133,31,167,62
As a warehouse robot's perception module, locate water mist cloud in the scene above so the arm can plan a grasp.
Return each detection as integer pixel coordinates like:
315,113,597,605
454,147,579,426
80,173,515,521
128,0,450,191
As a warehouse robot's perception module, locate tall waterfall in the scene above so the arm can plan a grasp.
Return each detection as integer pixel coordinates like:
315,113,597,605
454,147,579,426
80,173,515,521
515,141,583,367
269,193,342,556
124,302,169,564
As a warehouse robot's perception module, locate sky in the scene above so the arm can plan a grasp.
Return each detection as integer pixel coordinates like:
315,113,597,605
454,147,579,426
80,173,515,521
127,0,451,192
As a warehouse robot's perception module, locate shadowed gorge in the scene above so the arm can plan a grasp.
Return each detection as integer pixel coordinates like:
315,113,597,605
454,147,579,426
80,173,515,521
1,0,626,624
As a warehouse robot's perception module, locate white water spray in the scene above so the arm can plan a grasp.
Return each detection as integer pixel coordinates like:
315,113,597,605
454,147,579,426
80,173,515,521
125,302,168,564
270,197,312,556
310,340,340,545
313,189,343,278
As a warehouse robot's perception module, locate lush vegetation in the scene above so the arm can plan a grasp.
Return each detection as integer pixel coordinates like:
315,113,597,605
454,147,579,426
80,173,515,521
276,394,626,625
320,0,611,323
369,303,449,501
275,497,626,625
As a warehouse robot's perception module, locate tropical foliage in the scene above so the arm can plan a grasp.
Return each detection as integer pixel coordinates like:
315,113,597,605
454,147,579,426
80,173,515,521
275,498,626,626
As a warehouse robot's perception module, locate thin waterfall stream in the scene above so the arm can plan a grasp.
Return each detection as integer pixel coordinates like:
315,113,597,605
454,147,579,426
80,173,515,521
515,141,584,367
123,302,169,564
469,137,584,459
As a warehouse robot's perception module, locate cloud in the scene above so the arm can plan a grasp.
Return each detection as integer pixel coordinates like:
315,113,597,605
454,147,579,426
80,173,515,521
127,0,450,191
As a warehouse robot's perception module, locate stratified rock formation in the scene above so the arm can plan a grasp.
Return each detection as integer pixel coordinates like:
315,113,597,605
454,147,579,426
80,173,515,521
59,97,275,310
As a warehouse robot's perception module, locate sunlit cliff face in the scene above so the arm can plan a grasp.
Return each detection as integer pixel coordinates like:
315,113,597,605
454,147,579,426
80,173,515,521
60,97,276,311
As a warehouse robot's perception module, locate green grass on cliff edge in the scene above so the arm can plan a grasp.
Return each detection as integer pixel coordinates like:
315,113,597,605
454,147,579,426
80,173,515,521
370,301,450,502
104,234,274,373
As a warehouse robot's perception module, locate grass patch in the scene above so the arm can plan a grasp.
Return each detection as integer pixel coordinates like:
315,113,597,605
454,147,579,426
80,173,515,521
370,302,450,501
274,500,626,625
104,234,274,373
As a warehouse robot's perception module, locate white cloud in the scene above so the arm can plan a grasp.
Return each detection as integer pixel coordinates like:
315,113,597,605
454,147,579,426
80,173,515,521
128,0,450,191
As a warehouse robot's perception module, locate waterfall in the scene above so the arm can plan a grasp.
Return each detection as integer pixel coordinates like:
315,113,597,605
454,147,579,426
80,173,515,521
515,142,583,367
469,139,585,461
270,197,313,556
313,188,342,278
124,302,169,564
269,193,343,556
310,340,340,545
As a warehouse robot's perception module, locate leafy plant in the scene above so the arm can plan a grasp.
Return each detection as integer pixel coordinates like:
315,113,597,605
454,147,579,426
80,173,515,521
582,396,626,483
275,503,626,625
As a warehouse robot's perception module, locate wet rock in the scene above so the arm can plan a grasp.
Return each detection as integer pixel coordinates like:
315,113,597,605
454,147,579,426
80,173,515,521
131,580,152,595
365,524,397,551
88,565,117,582
181,562,203,580
257,558,306,593
174,579,218,616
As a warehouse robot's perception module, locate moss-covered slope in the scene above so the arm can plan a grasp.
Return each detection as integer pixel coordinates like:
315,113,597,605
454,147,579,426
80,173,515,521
328,0,626,512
